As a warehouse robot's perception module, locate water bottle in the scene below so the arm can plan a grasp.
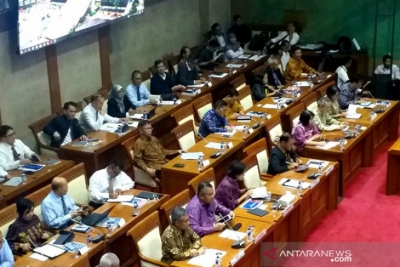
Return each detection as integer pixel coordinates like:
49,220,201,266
133,201,139,216
369,111,374,121
158,96,162,107
277,102,281,110
173,98,178,106
46,158,51,166
21,172,27,184
355,124,360,136
297,181,302,196
246,227,252,243
243,60,248,68
318,163,323,175
116,125,122,134
340,139,345,151
74,248,80,258
229,67,233,75
197,156,203,171
106,222,112,235
292,90,297,101
86,235,92,247
385,100,389,110
143,111,148,120
242,126,248,139
307,75,313,87
220,142,226,154
88,137,93,146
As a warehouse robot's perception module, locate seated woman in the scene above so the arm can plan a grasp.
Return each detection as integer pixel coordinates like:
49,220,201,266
251,72,279,101
326,85,346,119
107,85,136,118
292,110,325,155
224,88,244,120
215,160,253,210
224,33,244,61
6,198,49,255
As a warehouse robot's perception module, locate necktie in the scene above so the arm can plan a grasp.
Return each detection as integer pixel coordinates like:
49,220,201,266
272,71,281,86
136,86,141,101
108,178,115,194
11,146,19,161
61,196,68,215
95,111,99,121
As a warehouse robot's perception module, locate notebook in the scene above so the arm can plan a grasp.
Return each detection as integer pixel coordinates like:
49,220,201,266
4,177,22,187
247,208,269,217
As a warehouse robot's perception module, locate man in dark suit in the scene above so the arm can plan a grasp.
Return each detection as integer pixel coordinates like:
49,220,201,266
150,60,185,97
228,15,252,48
43,102,87,148
267,57,285,89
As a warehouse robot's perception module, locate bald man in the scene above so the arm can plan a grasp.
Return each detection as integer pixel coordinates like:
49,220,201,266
99,252,120,267
41,177,88,229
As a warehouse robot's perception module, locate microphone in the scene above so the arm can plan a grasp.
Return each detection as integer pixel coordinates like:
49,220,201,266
198,133,221,159
198,133,210,144
218,213,245,249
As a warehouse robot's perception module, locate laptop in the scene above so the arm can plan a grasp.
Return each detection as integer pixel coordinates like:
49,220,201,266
79,206,114,226
147,107,157,119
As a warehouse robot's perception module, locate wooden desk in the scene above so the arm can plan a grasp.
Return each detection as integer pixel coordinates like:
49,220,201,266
161,137,243,196
14,232,107,267
0,160,74,209
171,217,274,267
386,139,400,195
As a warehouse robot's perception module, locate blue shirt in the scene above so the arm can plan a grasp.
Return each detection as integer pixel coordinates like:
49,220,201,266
0,239,14,267
338,82,357,109
126,83,150,107
41,191,79,229
198,109,228,137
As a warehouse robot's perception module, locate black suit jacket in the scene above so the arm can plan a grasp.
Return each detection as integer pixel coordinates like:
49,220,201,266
177,62,199,86
150,73,176,95
107,95,136,118
267,146,298,175
43,115,86,148
267,67,285,88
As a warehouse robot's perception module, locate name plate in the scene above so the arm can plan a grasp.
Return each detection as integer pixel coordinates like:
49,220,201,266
324,165,334,176
282,204,293,217
310,178,320,189
228,142,233,148
229,250,245,266
254,229,267,244
207,81,212,87
118,218,126,227
203,159,210,167
79,245,89,255
233,70,237,74
248,128,254,134
266,114,272,120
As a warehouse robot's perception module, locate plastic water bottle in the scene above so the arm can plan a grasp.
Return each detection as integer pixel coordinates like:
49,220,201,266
21,172,27,184
297,181,302,196
220,142,226,154
318,163,323,175
158,96,162,107
133,201,139,216
197,156,203,171
46,158,51,166
143,111,148,120
355,124,360,136
385,100,389,110
173,98,178,106
106,222,112,235
369,111,374,121
340,139,345,151
229,67,233,75
307,75,313,87
87,137,93,146
242,126,248,139
86,235,92,247
246,226,253,243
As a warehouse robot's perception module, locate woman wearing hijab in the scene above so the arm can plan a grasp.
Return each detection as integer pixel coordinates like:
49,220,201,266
107,85,136,118
224,33,244,61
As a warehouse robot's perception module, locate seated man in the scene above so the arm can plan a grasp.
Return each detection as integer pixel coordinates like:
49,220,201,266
99,252,120,267
198,99,232,137
150,60,185,96
268,22,300,46
43,101,87,148
0,125,37,170
134,120,182,183
42,177,89,229
224,88,244,119
187,181,234,237
161,207,204,264
177,46,206,86
267,57,285,89
336,56,352,88
126,70,158,107
267,133,302,175
338,74,364,109
309,97,347,131
285,46,317,81
210,23,227,51
0,230,14,267
374,54,400,80
228,15,252,48
79,93,124,133
196,40,223,70
89,160,134,208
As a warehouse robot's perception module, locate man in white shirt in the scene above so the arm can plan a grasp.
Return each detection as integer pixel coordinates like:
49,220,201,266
335,57,352,88
269,22,300,46
88,160,134,208
126,71,158,107
79,93,125,133
0,125,37,171
374,54,400,80
281,40,291,71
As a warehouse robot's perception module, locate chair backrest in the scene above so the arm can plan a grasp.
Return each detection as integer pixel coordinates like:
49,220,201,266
142,70,152,92
187,168,216,197
0,204,17,238
159,189,192,231
192,94,213,121
317,80,335,98
127,211,164,267
28,113,58,153
171,120,196,151
171,104,199,134
243,138,269,175
167,55,181,76
122,135,141,167
26,184,52,222
58,163,89,205
286,102,306,130
238,85,253,111
241,154,263,188
264,115,283,149
69,254,90,267
230,74,246,91
301,91,318,110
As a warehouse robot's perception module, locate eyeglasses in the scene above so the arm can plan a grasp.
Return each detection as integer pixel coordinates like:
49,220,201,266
143,127,153,131
5,132,16,138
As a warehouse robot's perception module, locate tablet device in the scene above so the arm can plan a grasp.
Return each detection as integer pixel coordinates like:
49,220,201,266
247,208,269,217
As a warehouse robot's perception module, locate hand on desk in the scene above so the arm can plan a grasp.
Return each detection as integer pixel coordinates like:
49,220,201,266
115,189,123,194
119,118,127,123
214,223,226,232
177,150,185,154
71,210,84,218
288,163,298,170
19,159,32,165
229,211,235,219
41,232,50,240
225,126,233,132
109,193,118,199
189,249,199,257
198,247,206,255
20,243,32,252
80,135,88,141
150,99,158,105
296,158,303,164
200,77,207,83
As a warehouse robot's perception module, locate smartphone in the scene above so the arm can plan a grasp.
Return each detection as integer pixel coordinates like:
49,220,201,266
213,214,232,225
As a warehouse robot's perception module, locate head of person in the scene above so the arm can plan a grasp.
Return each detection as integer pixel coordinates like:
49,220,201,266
154,60,166,75
51,177,68,197
131,70,142,87
207,39,219,52
287,22,296,33
99,252,120,267
16,198,35,222
211,23,223,36
91,93,105,111
171,207,190,230
107,159,124,178
109,85,125,101
225,88,239,106
227,33,238,45
342,56,352,69
227,160,246,181
0,125,16,145
326,85,339,101
214,99,228,117
317,97,332,113
279,133,294,151
197,181,214,204
350,74,364,90
299,110,315,127
383,54,392,68
180,46,191,60
63,101,78,119
233,14,242,26
291,46,302,59
254,72,268,86
268,57,280,70
281,40,290,53
138,120,152,138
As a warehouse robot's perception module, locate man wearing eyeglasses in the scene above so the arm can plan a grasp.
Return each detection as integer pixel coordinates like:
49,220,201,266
0,125,37,170
88,159,134,208
0,231,15,267
198,99,232,137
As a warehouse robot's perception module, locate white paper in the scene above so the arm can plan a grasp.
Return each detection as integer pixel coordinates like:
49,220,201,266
205,142,222,149
219,229,247,241
100,123,120,132
187,84,205,88
118,218,126,227
226,64,243,68
207,81,212,87
251,187,268,198
187,249,227,267
129,114,144,119
234,125,247,131
79,245,89,255
214,130,237,136
249,55,263,61
238,54,251,59
181,152,205,160
203,159,210,167
210,73,228,78
316,141,340,150
360,126,367,131
30,253,49,261
262,104,279,109
347,104,358,114
296,81,310,87
259,204,268,210
160,100,182,105
345,113,361,119
128,121,139,127
107,195,134,202
306,160,329,169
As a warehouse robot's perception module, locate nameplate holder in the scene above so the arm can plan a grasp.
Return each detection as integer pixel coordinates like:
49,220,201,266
282,204,293,217
248,128,254,134
207,82,212,87
228,142,233,148
267,114,272,120
118,218,126,227
324,165,334,176
79,245,89,255
233,70,237,74
310,178,320,189
229,250,245,266
203,159,210,167
254,229,267,244
257,104,262,107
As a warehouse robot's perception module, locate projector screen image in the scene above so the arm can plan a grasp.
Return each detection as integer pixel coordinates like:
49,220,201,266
18,0,144,54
